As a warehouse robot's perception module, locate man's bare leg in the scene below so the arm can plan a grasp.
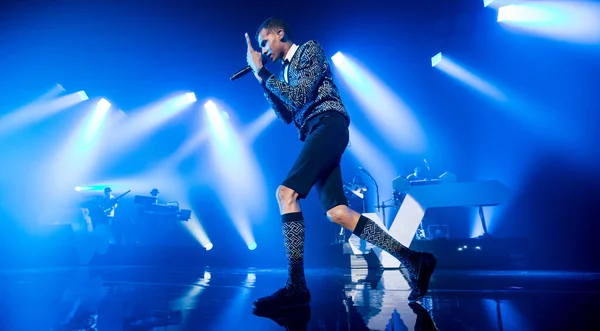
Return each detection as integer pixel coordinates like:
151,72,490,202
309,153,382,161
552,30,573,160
276,185,301,215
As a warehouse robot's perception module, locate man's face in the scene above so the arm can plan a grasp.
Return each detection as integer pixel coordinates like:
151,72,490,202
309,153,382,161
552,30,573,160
257,28,284,62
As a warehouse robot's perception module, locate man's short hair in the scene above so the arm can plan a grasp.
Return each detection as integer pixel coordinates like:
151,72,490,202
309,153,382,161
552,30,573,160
256,17,292,42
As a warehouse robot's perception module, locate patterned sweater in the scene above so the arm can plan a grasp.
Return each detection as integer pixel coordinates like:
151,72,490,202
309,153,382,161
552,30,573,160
257,40,350,141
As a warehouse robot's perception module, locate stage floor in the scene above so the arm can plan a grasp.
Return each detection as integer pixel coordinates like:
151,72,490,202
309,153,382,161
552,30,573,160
0,266,598,330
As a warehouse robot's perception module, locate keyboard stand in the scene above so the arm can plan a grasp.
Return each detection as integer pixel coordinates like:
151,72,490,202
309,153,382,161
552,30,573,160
375,180,511,268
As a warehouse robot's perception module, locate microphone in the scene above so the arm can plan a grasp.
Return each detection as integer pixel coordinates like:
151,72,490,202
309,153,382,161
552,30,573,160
358,167,381,212
230,66,253,81
358,166,372,177
230,55,267,81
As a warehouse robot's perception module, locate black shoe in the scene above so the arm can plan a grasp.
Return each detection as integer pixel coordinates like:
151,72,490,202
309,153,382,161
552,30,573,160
408,253,437,302
253,287,311,311
253,305,311,331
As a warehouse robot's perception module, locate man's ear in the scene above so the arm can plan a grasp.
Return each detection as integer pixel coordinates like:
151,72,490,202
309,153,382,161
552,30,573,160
278,29,287,41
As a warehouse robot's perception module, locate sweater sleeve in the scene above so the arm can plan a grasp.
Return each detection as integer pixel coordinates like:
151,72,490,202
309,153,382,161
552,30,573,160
258,41,326,110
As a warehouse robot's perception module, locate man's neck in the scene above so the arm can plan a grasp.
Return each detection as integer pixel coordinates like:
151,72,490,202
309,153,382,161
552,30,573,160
281,42,294,62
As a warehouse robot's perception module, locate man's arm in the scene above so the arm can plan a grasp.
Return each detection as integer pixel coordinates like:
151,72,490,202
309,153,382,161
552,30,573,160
257,41,326,110
262,86,294,124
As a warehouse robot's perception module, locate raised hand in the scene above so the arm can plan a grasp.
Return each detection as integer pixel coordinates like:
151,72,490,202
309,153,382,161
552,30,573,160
245,33,264,75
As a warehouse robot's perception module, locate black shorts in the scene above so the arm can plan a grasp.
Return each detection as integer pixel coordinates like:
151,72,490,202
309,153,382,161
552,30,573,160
281,111,350,211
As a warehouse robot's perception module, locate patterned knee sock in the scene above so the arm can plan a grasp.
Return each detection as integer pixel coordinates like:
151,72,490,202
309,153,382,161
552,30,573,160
352,215,420,276
282,212,307,294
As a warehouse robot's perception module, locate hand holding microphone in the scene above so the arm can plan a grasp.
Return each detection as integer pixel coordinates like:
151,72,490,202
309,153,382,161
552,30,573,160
245,33,264,72
231,33,267,81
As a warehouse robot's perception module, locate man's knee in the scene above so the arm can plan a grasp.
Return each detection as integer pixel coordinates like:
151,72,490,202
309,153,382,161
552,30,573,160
276,185,299,206
326,205,352,225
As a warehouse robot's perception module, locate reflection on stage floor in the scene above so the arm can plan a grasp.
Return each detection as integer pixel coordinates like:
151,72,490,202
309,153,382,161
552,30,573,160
0,266,598,330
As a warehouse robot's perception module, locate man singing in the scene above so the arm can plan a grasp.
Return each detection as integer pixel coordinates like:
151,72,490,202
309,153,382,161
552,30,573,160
245,17,436,310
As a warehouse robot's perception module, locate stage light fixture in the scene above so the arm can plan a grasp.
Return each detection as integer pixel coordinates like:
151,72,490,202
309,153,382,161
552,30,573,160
431,52,442,67
331,52,344,66
97,98,111,110
185,92,197,103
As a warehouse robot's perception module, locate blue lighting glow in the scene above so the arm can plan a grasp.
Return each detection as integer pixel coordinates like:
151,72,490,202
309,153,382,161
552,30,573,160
75,185,108,191
495,2,600,45
248,242,257,250
80,98,111,144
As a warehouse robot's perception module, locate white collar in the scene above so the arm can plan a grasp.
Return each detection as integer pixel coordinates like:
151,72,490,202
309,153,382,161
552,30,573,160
283,43,299,64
